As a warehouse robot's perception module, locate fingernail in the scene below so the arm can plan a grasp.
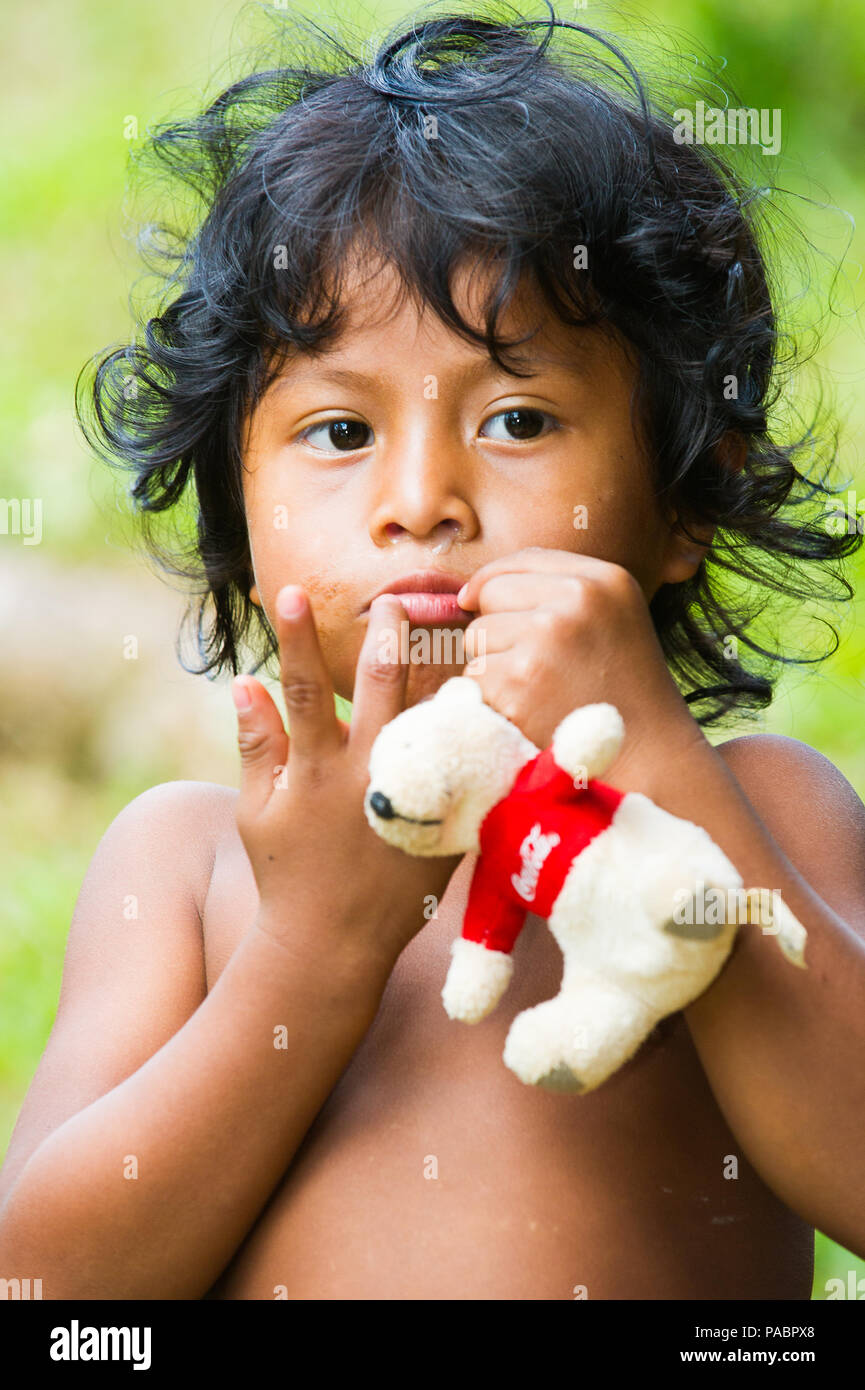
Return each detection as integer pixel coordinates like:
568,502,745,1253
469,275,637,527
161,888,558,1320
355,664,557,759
232,677,252,711
277,586,306,618
457,583,469,605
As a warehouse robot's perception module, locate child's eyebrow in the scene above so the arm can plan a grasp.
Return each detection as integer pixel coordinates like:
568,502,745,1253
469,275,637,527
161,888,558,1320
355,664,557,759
270,349,592,396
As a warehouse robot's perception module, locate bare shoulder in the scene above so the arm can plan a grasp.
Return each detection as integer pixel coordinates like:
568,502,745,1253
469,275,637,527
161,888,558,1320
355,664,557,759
0,779,240,1210
716,731,865,934
119,779,240,917
715,729,865,824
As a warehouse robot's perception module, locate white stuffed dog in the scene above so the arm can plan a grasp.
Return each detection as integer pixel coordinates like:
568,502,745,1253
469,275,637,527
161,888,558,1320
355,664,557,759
364,677,808,1093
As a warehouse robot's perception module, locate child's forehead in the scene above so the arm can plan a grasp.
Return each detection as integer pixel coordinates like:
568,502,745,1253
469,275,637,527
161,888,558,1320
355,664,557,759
278,242,623,383
326,243,556,335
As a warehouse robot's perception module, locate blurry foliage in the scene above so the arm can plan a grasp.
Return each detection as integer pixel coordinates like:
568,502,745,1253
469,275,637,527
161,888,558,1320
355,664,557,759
1,0,863,1297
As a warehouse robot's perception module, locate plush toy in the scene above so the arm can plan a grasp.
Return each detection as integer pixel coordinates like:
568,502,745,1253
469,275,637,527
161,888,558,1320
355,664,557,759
364,677,808,1093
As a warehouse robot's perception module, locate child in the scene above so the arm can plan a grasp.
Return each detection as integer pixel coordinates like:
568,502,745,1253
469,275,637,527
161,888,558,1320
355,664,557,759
2,5,864,1300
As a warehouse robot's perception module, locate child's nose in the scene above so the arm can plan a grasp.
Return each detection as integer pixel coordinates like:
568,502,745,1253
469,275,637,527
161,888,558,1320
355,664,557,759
382,518,465,552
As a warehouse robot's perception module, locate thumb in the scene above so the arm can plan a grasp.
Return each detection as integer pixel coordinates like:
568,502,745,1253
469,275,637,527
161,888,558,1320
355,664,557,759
232,675,289,819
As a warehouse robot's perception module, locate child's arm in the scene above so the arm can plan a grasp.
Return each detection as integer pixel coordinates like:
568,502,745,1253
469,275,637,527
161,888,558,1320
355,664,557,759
622,725,865,1260
0,592,459,1299
0,783,394,1299
458,546,865,1255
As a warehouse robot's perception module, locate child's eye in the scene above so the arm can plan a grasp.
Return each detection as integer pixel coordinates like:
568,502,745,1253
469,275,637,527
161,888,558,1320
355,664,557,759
299,418,372,452
297,408,557,453
479,408,557,441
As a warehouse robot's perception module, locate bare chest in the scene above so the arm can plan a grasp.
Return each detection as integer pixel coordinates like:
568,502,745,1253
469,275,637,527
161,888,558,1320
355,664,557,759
200,829,813,1299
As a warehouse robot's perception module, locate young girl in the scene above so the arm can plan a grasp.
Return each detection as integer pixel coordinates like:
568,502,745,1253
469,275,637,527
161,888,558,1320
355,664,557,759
2,5,864,1300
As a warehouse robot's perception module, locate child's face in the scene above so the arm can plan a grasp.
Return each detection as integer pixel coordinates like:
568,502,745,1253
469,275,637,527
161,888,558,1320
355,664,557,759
241,249,697,706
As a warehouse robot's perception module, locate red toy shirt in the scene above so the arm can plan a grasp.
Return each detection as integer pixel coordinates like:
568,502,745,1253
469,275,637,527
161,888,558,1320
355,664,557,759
462,746,624,953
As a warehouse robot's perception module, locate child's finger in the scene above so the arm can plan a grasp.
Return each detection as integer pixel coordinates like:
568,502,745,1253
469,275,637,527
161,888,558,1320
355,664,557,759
232,674,288,822
273,585,342,763
348,594,410,759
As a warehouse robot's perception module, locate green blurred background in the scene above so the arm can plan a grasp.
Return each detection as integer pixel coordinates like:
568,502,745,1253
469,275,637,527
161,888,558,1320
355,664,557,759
1,0,863,1298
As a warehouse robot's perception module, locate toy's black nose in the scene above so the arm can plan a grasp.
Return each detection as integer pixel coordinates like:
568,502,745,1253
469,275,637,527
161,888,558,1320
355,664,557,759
369,790,395,819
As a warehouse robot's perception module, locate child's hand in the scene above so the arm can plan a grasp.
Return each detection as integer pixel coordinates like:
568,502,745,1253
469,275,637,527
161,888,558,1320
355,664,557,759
457,546,697,752
231,588,462,966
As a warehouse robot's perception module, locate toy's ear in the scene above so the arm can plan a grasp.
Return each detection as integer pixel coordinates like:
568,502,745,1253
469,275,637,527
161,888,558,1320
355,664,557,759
437,677,483,706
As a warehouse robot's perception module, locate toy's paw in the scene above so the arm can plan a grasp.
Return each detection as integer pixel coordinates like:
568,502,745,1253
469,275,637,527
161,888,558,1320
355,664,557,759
504,983,657,1092
551,703,625,782
661,888,727,941
442,938,514,1023
646,845,742,940
744,888,808,969
535,1062,585,1093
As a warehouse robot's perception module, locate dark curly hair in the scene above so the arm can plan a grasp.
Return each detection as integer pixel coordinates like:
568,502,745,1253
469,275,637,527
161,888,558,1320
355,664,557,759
75,0,862,727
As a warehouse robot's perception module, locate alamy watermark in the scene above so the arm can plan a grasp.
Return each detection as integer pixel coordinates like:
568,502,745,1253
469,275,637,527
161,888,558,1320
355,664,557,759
375,619,486,670
823,490,865,535
673,882,784,932
0,497,42,545
673,101,781,156
1,1276,42,1299
49,1320,151,1370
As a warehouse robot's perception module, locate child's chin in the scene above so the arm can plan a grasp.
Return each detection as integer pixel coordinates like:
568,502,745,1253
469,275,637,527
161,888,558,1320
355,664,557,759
402,660,468,707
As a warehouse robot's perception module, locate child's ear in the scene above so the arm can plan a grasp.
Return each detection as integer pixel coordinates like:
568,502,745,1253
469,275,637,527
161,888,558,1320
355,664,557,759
714,430,747,474
659,511,715,585
249,582,261,606
658,432,746,585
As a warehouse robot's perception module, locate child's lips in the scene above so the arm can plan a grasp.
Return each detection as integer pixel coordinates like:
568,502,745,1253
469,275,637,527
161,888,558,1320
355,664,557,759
359,570,475,622
375,592,473,624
